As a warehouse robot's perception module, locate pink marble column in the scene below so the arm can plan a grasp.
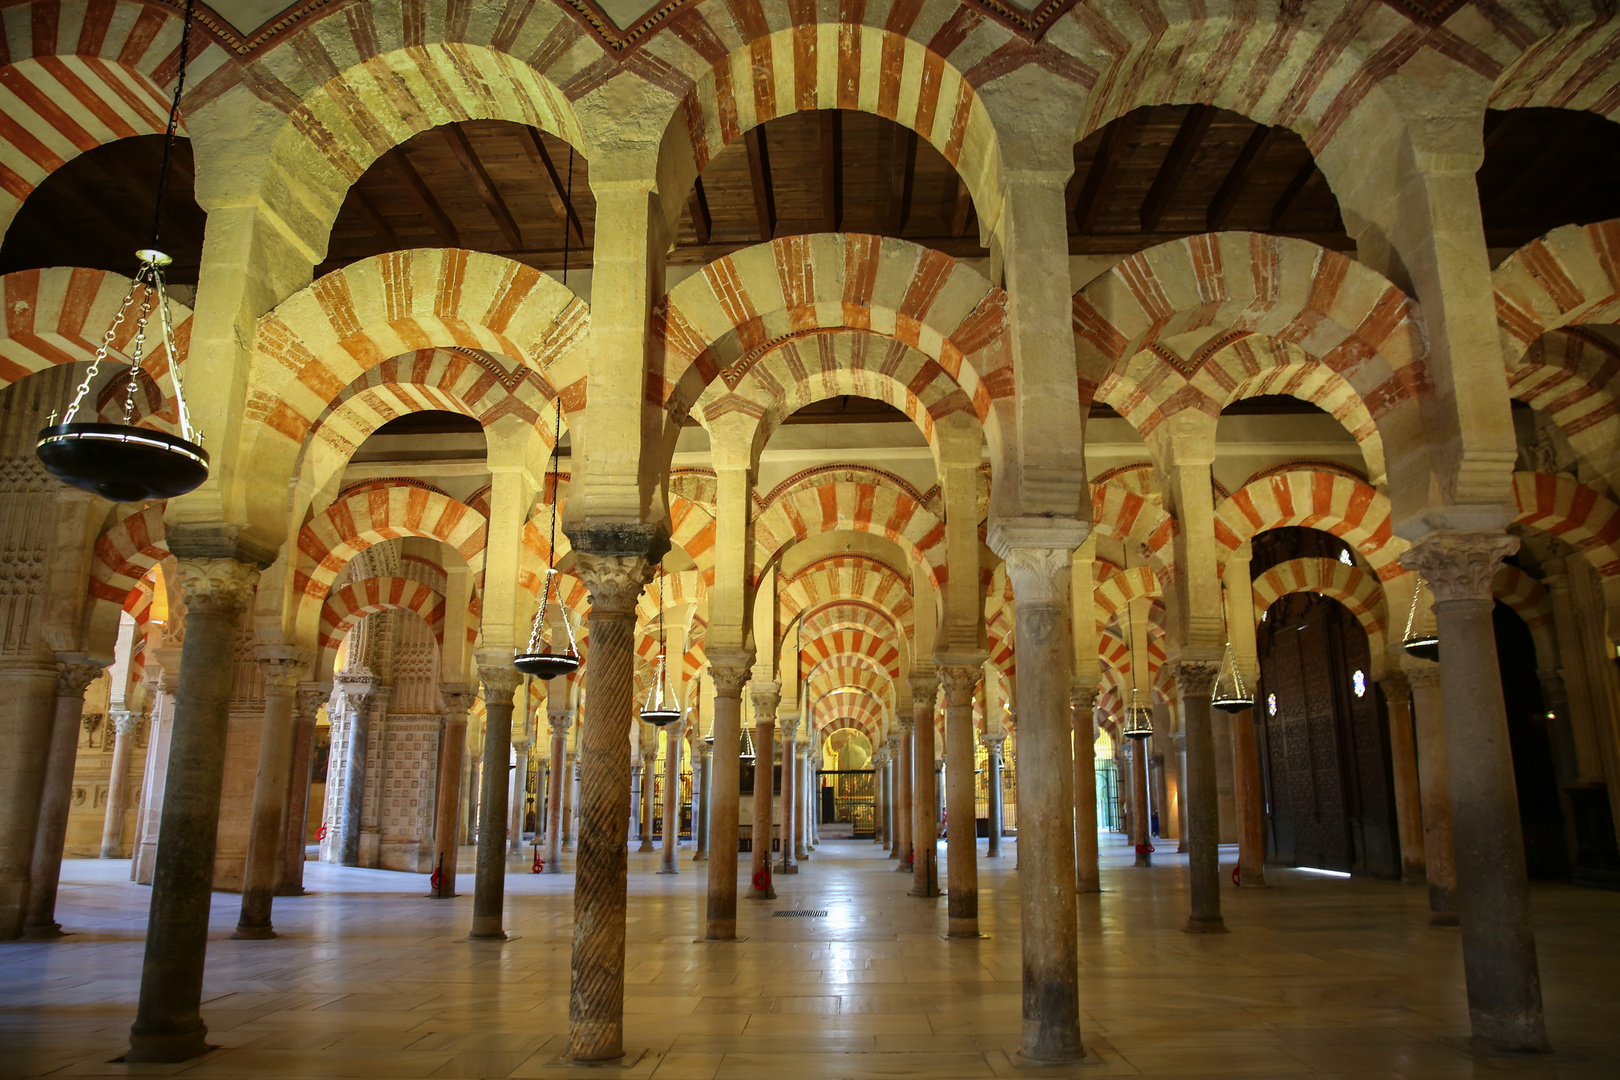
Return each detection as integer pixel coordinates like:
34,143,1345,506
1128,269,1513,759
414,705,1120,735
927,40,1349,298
1070,686,1099,892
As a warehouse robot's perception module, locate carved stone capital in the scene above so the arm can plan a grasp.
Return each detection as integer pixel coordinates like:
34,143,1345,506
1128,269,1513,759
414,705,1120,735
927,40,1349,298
571,552,656,616
1400,531,1518,605
547,708,574,735
111,708,140,737
749,683,781,721
1376,671,1411,699
255,645,314,694
1405,662,1442,690
703,664,743,700
295,682,331,720
778,716,799,741
1170,659,1220,699
55,661,105,698
937,664,982,708
981,731,1006,749
1069,680,1099,713
907,671,939,703
175,557,259,616
998,544,1076,606
896,714,915,732
477,663,524,703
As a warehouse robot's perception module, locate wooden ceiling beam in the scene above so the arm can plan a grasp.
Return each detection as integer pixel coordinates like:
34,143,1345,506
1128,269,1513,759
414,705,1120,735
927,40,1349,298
1483,132,1568,217
443,125,522,250
1207,124,1274,231
888,126,917,234
518,128,584,245
687,175,712,245
1073,111,1141,234
1140,105,1215,232
744,127,776,241
820,110,841,232
388,148,459,246
951,174,975,237
352,187,398,250
1269,159,1320,230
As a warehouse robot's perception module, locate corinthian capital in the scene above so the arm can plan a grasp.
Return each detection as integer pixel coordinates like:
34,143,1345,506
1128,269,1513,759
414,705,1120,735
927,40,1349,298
176,558,260,616
295,682,331,719
254,645,314,694
477,662,524,703
937,664,982,708
907,671,939,703
1400,531,1519,605
709,655,752,699
441,683,479,716
55,661,105,698
1170,659,1220,698
571,552,656,615
1069,679,1099,713
749,683,781,721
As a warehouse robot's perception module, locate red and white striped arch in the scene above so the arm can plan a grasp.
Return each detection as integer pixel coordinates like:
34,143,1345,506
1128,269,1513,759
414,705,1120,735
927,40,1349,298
86,505,169,659
1511,471,1620,577
801,628,902,684
292,485,488,647
1250,558,1388,658
754,480,947,591
779,554,914,642
0,267,190,420
1485,12,1620,120
1214,469,1404,581
1091,482,1176,566
1506,331,1620,477
317,576,447,658
1495,220,1620,366
1074,234,1423,455
655,235,1009,438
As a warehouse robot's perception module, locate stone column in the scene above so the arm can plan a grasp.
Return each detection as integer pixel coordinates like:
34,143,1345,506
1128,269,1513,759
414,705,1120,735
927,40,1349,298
561,752,575,851
509,735,532,858
433,687,477,893
1129,734,1152,868
1173,659,1227,933
871,748,885,845
0,660,57,939
542,708,570,874
886,739,901,858
746,686,779,899
1408,662,1458,924
985,732,1006,859
692,737,711,862
565,547,658,1062
1380,672,1426,885
704,660,748,937
233,648,313,939
100,710,140,859
332,678,377,867
803,743,818,852
894,716,914,870
939,665,981,935
22,661,105,937
276,684,326,896
658,722,683,874
638,746,657,853
126,556,261,1063
469,662,521,940
777,717,798,874
1071,687,1099,893
132,664,177,884
1172,729,1189,853
909,675,940,897
994,540,1085,1063
1231,708,1266,887
628,757,645,849
1403,533,1548,1053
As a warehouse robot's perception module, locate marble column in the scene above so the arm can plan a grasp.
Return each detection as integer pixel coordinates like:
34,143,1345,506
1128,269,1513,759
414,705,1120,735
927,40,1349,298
1403,533,1548,1053
1173,730,1189,854
692,738,711,862
23,661,106,937
940,665,981,935
871,748,885,845
565,546,658,1063
1174,659,1227,933
638,747,657,853
629,758,645,850
1231,707,1266,887
99,710,140,859
332,678,377,867
509,736,532,858
886,739,901,858
132,664,176,884
126,556,261,1063
276,684,326,896
542,708,570,874
984,732,1006,859
433,687,477,893
1380,672,1427,885
994,540,1085,1063
469,662,522,940
894,717,914,870
561,752,576,851
1071,687,1099,893
1129,735,1152,867
777,717,798,874
746,686,779,899
704,662,746,941
0,660,57,939
658,722,683,874
909,675,940,897
803,745,818,852
233,648,313,939
1408,662,1458,924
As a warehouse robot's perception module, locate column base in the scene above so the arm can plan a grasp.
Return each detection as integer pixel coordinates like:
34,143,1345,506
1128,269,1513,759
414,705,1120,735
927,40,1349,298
229,925,276,940
909,887,940,898
467,930,511,942
124,1028,213,1064
272,886,305,897
637,842,654,853
1429,912,1461,927
1182,916,1229,934
745,887,776,899
20,922,66,940
655,867,679,875
691,852,708,862
775,862,798,874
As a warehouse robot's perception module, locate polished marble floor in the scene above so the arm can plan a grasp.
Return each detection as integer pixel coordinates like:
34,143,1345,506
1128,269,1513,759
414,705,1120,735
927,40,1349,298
3,834,1617,1079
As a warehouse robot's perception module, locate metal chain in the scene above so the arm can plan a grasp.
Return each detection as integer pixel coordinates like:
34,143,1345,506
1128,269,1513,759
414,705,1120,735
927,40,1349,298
58,278,141,425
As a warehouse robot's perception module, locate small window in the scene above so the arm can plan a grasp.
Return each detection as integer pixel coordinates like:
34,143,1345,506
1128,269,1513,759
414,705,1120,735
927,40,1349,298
1338,548,1353,567
1352,670,1366,698
1267,692,1278,716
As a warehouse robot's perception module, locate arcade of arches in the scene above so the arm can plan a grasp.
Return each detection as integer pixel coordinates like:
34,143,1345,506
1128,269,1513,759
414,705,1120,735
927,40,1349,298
3,1,1620,1076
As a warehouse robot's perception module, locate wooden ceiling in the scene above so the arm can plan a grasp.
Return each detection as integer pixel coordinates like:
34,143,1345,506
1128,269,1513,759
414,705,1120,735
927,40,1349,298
4,106,1618,289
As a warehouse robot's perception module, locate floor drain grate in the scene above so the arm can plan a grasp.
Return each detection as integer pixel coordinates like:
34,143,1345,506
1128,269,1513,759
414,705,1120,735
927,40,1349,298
772,910,828,917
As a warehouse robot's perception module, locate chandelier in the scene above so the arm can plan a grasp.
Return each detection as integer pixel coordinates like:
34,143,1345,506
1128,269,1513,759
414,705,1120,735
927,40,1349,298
1121,600,1153,740
639,567,681,727
1402,577,1439,661
513,398,580,679
1211,584,1255,713
36,0,206,503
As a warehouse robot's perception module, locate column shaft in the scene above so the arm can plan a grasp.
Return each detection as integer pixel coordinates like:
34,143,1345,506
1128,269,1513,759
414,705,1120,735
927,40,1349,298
911,683,939,897
434,692,474,892
100,712,138,859
470,666,520,939
1231,708,1266,886
1411,668,1458,923
234,651,310,938
658,727,682,874
707,684,744,937
940,667,980,933
1382,677,1427,884
746,701,777,899
1176,662,1227,932
777,728,797,873
276,688,322,896
1071,694,1099,892
24,665,103,937
1130,737,1151,867
894,720,914,870
0,665,57,938
543,716,567,874
693,743,711,862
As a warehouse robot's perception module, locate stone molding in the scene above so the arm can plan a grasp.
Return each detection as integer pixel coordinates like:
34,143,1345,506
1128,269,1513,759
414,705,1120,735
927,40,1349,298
572,552,657,615
175,558,261,616
1400,531,1519,605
